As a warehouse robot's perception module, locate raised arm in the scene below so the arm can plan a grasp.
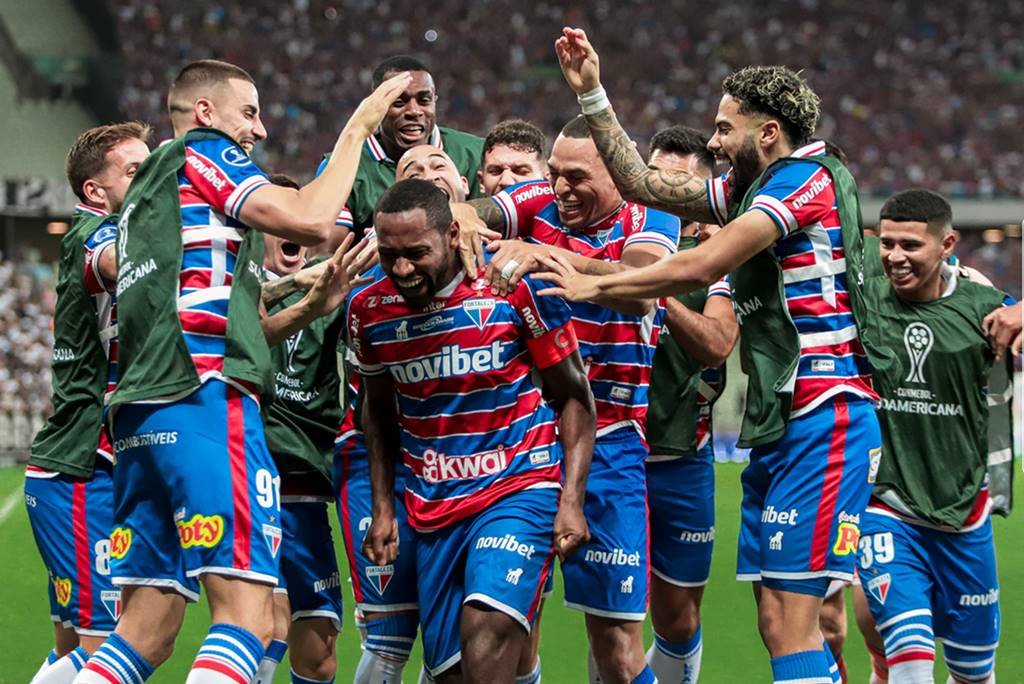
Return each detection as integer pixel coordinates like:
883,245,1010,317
555,27,716,223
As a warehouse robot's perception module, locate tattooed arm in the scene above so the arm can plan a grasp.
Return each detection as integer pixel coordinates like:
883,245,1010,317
555,27,716,223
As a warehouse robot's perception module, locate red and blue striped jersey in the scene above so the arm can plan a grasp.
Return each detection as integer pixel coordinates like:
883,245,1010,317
706,142,877,415
348,265,578,531
78,204,118,404
491,181,680,439
695,278,733,451
176,137,270,393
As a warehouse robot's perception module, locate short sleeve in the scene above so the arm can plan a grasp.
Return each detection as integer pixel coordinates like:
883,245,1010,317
623,206,680,256
182,137,270,219
83,220,117,294
706,173,730,227
707,276,732,300
512,274,578,369
347,295,385,376
490,180,555,239
748,161,835,239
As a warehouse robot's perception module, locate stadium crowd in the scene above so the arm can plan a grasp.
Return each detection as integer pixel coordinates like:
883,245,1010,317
0,253,55,418
109,0,1024,197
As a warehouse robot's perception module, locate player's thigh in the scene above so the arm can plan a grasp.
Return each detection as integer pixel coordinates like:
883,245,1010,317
279,499,343,632
930,519,1000,653
415,519,472,677
856,512,933,637
25,473,82,627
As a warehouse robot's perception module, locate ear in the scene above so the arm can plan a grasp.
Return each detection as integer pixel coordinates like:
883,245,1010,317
459,175,470,198
194,97,215,127
477,169,485,196
447,219,461,249
940,230,957,259
81,178,106,209
759,120,782,150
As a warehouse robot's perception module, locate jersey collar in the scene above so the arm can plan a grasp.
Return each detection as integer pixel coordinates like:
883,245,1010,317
790,140,827,158
73,202,106,217
578,202,627,236
367,126,444,164
434,268,465,299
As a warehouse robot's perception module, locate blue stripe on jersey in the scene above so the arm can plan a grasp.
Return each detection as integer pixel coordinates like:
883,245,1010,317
402,409,545,454
182,298,229,318
182,332,227,354
797,353,866,377
590,379,650,405
791,312,858,334
398,378,526,418
180,249,238,273
783,272,850,299
576,340,659,366
181,205,211,227
771,226,842,259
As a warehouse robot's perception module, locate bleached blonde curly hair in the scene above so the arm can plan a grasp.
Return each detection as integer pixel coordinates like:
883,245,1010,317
722,66,820,147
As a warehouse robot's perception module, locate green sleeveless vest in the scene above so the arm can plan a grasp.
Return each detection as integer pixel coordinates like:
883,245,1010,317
111,128,271,405
728,154,882,447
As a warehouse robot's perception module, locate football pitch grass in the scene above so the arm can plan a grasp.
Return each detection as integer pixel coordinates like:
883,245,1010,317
1,463,1021,683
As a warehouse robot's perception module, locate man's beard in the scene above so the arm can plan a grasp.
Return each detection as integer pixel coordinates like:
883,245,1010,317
727,140,763,204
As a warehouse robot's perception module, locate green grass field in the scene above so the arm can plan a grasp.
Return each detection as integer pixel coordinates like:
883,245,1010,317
2,463,1022,683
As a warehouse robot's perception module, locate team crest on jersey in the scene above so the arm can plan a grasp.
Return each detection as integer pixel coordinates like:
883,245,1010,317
463,298,496,330
110,527,133,559
262,524,283,557
867,573,891,605
903,322,934,384
53,577,72,607
365,564,394,594
101,590,123,620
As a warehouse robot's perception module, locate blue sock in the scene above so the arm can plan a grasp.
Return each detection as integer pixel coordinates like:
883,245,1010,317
265,639,288,663
770,650,831,683
630,664,656,684
822,643,841,684
191,623,265,682
291,671,334,684
47,649,60,665
82,633,155,683
67,646,90,670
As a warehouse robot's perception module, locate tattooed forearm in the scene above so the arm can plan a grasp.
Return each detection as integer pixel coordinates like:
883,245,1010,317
584,106,716,224
468,198,507,233
261,272,304,305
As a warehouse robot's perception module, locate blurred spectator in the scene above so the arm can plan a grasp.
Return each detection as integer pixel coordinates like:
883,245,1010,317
957,232,1022,300
108,0,1024,197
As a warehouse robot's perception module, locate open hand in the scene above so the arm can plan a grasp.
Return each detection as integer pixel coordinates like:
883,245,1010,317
485,240,549,295
532,251,602,302
305,233,376,317
347,71,414,138
554,27,602,95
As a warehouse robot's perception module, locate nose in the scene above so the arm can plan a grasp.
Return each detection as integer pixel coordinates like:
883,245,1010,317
252,115,268,142
393,257,415,277
404,99,423,118
706,134,720,153
498,169,517,190
553,174,571,197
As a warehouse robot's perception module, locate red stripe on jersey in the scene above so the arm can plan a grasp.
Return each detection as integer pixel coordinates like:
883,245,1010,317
72,480,93,629
810,397,849,571
180,269,234,292
793,376,875,412
184,149,237,213
403,420,557,478
182,238,242,254
402,388,545,439
571,318,651,345
526,323,577,369
227,388,252,570
179,311,228,337
779,248,845,270
801,339,868,358
787,292,852,317
406,465,561,531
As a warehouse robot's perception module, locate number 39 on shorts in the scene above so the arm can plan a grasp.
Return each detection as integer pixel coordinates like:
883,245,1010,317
858,532,895,569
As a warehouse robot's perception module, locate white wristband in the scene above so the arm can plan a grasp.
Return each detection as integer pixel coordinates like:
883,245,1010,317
577,85,610,116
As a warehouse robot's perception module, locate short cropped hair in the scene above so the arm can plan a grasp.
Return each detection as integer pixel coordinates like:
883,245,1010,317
722,66,820,147
375,179,452,234
168,59,254,118
483,119,546,162
879,189,953,233
649,126,715,175
66,121,152,202
372,55,431,89
560,115,592,140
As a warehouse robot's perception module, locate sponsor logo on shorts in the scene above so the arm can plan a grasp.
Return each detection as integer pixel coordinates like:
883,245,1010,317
262,524,282,558
833,512,861,556
583,547,641,567
113,431,178,452
762,505,799,525
53,577,72,607
769,531,784,551
177,513,225,549
679,526,715,544
866,573,891,605
506,568,523,585
313,571,340,594
365,564,394,594
620,575,634,594
101,590,122,620
475,533,536,559
959,589,999,607
110,527,133,559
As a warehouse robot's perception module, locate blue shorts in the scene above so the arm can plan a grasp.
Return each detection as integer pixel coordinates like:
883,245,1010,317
277,498,343,630
646,445,715,587
24,462,120,636
333,431,418,613
416,488,556,676
110,380,282,600
561,428,649,620
737,396,879,595
858,509,1000,652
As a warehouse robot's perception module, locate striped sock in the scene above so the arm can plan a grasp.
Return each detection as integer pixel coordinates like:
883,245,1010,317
31,648,61,681
32,646,90,683
291,671,334,684
74,634,154,683
770,650,832,684
629,665,656,684
515,657,541,684
186,623,264,684
647,627,703,684
822,643,842,684
252,639,288,684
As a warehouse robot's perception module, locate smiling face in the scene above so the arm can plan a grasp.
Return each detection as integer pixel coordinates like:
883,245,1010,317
375,207,460,308
378,70,437,160
86,137,150,213
396,145,468,202
878,218,956,302
262,233,306,276
707,94,768,199
203,78,268,154
479,143,546,196
547,135,622,230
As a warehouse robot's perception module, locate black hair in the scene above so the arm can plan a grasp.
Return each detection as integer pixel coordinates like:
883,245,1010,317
879,189,953,231
372,55,431,89
649,126,715,175
375,178,452,233
560,115,592,140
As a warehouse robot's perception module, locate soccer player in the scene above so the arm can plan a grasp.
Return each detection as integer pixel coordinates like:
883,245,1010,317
72,61,410,684
396,144,471,202
478,119,547,196
357,179,596,682
330,55,484,234
25,122,150,684
549,28,880,683
853,189,1014,684
642,126,737,684
460,115,681,684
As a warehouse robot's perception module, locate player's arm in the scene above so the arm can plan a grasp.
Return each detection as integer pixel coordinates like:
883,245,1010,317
535,209,778,301
983,301,1022,361
361,371,401,566
97,244,116,286
238,73,413,245
664,285,738,368
555,28,716,223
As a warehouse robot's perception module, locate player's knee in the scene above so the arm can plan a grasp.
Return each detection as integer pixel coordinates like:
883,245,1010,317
943,644,995,684
588,622,642,681
653,604,701,643
292,650,337,682
819,613,847,655
460,607,522,664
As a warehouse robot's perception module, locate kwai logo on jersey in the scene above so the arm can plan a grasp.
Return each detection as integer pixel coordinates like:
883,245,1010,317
110,527,133,559
365,564,394,594
419,445,510,483
867,573,891,605
903,322,934,383
464,298,496,330
53,577,72,607
262,524,282,557
389,341,506,384
101,590,123,620
177,513,225,549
